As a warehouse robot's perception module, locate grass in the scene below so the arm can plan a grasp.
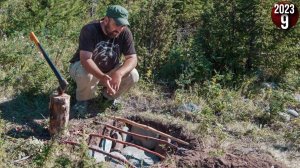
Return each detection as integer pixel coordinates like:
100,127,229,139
0,35,300,167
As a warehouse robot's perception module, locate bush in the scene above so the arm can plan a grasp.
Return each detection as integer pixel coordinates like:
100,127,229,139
175,0,300,88
158,44,190,88
0,0,88,39
0,34,77,95
129,0,177,80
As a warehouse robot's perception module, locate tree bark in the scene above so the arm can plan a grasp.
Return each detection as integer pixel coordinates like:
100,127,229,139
49,92,70,136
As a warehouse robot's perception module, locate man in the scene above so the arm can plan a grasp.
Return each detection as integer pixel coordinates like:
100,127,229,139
69,5,139,114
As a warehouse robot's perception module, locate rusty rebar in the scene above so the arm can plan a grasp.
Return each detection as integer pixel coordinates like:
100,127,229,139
63,141,136,168
89,134,166,160
94,121,178,150
112,117,189,146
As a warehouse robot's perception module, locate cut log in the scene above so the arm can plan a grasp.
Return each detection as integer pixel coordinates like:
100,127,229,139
49,92,70,136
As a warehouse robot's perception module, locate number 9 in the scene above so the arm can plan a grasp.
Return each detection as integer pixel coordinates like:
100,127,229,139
281,14,289,29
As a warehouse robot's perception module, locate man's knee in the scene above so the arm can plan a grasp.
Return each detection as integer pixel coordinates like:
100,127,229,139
130,68,139,83
70,62,95,84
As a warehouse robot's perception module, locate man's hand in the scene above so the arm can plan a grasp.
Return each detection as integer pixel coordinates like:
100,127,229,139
107,54,137,93
109,71,122,92
80,50,116,95
99,74,116,95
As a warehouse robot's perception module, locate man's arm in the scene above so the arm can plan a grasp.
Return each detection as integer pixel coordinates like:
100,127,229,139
116,54,137,77
109,54,137,91
80,50,115,95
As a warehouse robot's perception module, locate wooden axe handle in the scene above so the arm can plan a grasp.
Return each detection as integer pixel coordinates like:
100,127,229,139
29,32,39,46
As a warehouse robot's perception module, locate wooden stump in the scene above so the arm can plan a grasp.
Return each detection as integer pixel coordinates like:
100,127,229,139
49,92,70,136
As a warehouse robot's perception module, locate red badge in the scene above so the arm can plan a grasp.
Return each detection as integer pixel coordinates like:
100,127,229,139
271,1,299,29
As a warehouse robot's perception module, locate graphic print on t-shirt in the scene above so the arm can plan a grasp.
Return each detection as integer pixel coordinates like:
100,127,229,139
92,40,120,72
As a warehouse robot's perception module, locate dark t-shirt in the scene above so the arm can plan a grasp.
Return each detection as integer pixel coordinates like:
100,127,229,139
70,20,136,73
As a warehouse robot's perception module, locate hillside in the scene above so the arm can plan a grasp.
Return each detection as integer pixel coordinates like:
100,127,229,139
0,0,300,167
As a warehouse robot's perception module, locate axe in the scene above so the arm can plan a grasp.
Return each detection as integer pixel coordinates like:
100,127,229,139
30,32,68,94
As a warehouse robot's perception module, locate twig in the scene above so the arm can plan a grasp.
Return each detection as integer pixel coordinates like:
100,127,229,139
63,141,136,168
39,113,46,119
94,121,178,150
89,134,166,160
111,117,189,146
13,155,31,163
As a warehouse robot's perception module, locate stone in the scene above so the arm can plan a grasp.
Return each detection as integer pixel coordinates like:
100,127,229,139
294,94,300,103
111,131,124,151
175,147,188,155
278,112,291,122
262,82,276,89
122,126,131,142
108,151,127,168
242,97,250,103
286,109,299,117
131,126,158,150
177,102,201,113
100,139,113,153
121,146,160,167
88,145,106,163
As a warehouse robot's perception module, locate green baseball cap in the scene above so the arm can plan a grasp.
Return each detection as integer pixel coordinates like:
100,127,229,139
106,5,130,26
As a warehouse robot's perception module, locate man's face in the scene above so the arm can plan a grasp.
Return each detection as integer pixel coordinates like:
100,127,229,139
104,17,125,38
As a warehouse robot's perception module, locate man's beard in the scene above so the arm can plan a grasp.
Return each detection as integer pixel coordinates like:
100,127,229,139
105,25,120,38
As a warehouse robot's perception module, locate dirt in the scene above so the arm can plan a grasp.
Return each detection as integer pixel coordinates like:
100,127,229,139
126,115,285,168
1,96,286,168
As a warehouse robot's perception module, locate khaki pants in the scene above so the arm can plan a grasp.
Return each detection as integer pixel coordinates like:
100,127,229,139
69,61,139,101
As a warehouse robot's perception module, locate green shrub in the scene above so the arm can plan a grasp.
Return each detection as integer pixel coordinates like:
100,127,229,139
0,0,88,39
0,37,64,94
284,118,300,150
0,118,8,167
130,0,177,80
194,74,262,123
158,44,190,88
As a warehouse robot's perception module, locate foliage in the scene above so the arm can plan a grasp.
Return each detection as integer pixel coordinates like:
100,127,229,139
1,0,298,87
189,0,260,84
199,74,262,123
0,118,9,167
254,88,295,126
175,0,300,88
284,118,300,150
158,44,190,88
0,0,88,39
256,1,300,81
0,0,300,166
0,36,76,95
130,0,177,80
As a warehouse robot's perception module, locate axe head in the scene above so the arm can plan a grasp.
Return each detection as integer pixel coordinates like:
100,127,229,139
57,78,68,95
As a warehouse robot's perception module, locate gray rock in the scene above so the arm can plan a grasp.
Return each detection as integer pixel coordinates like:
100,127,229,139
110,151,127,160
278,112,291,122
286,109,299,117
177,102,201,113
108,151,127,168
0,97,10,103
121,146,160,167
294,94,300,103
122,126,131,142
176,147,188,155
88,145,106,163
262,82,276,89
100,139,112,153
29,137,44,146
131,126,158,149
111,131,124,151
242,97,250,103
